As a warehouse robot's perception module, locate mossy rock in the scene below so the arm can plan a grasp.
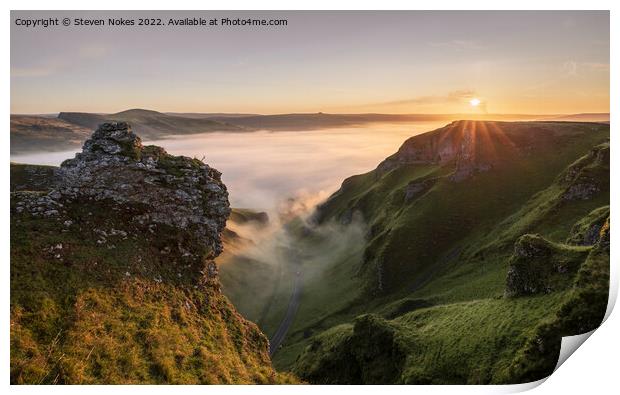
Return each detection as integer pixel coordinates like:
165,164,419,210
500,220,609,383
566,206,609,246
505,234,590,297
294,314,405,384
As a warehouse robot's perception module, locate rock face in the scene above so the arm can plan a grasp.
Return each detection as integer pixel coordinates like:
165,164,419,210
560,142,609,201
52,122,230,258
12,122,231,286
566,206,610,246
376,121,496,181
505,234,589,297
10,123,298,384
404,178,437,202
294,314,405,384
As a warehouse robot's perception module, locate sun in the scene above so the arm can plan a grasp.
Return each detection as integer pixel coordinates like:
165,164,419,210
469,98,481,107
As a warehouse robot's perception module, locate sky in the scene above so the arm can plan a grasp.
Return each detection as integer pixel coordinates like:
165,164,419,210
11,11,609,115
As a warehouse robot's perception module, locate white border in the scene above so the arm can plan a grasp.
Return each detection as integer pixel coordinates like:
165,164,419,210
3,1,617,394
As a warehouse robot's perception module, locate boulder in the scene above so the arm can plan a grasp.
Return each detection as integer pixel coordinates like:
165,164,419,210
12,122,231,261
505,234,589,297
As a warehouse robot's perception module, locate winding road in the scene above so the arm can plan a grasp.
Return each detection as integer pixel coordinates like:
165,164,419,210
269,270,303,356
267,247,459,355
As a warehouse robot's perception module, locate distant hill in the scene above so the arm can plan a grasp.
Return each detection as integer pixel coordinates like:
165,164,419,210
11,108,608,155
11,115,91,154
205,112,545,131
536,113,609,123
58,108,245,138
11,109,246,155
165,112,260,119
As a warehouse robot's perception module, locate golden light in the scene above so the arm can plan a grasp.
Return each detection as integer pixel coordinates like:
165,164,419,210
469,98,481,107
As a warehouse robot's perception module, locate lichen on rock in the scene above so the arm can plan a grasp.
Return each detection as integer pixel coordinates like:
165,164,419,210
375,121,496,181
504,234,590,297
55,122,230,258
11,121,233,288
10,123,297,384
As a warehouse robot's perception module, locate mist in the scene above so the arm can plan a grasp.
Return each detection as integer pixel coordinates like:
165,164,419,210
12,121,446,330
149,122,444,212
217,188,369,332
12,121,443,214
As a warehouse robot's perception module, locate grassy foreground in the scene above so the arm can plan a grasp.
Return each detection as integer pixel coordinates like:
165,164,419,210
10,154,297,384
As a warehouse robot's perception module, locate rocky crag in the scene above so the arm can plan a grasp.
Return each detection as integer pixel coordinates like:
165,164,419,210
10,123,295,384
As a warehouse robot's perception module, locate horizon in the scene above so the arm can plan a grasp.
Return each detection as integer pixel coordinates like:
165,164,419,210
11,11,609,114
10,108,611,117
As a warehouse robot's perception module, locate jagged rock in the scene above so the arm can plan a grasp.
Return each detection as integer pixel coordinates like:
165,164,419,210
505,234,589,297
562,183,599,200
10,124,295,383
560,142,608,201
11,191,64,217
566,206,610,246
12,122,231,261
376,122,494,181
404,178,436,202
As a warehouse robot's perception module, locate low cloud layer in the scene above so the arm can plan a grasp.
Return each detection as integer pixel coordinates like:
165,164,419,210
371,90,477,109
149,123,444,212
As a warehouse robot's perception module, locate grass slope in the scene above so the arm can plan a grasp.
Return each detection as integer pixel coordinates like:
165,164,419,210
267,121,610,383
10,166,296,384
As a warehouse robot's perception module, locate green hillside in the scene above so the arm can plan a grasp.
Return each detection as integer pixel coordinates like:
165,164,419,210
257,120,609,383
10,120,610,385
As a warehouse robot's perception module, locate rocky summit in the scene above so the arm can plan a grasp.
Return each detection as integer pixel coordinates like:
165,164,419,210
10,123,294,384
15,122,230,260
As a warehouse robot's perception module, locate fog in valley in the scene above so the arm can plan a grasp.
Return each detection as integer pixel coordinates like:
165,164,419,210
13,122,444,213
12,121,446,336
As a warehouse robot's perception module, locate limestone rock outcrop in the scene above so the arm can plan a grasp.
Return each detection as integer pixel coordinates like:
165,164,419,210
13,121,231,266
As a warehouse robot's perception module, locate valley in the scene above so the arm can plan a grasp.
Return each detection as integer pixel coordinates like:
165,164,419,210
9,8,611,387
10,119,610,384
214,120,610,383
11,108,608,155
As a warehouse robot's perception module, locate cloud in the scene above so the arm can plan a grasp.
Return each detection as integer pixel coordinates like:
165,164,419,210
558,60,608,79
428,40,485,51
11,66,55,78
561,61,578,77
374,89,477,107
583,62,610,72
79,45,108,59
12,46,109,79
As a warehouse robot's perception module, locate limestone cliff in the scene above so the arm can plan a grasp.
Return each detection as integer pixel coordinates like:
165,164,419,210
10,123,295,384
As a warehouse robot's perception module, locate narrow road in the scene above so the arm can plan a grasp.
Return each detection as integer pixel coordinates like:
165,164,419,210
269,271,303,356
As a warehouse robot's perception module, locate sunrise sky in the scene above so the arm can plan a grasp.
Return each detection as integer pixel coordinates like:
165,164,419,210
11,11,609,115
